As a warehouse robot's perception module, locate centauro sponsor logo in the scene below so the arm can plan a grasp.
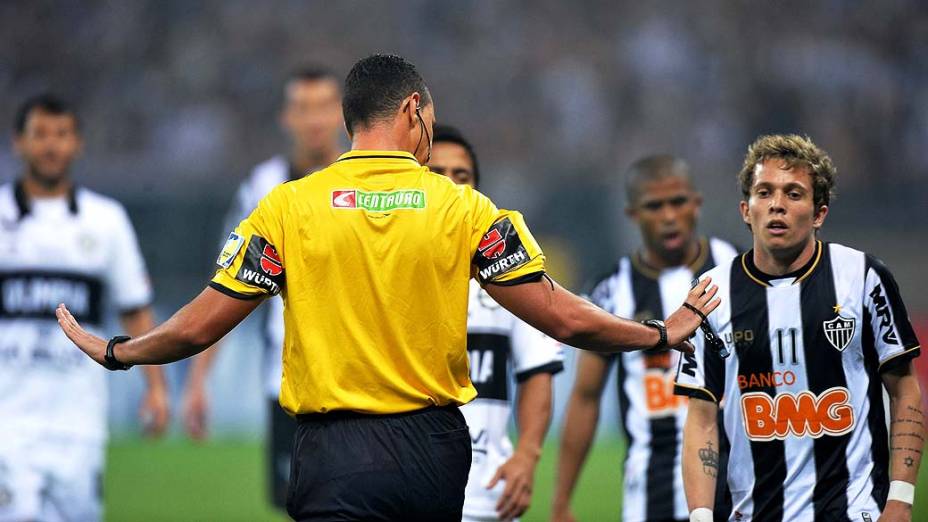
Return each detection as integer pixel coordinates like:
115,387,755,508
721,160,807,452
331,189,425,211
741,387,855,440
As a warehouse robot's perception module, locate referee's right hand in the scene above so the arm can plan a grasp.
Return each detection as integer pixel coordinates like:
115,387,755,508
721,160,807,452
56,303,108,366
665,277,719,349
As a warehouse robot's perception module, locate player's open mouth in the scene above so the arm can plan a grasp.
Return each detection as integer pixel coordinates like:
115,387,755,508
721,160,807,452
661,230,684,248
767,220,788,235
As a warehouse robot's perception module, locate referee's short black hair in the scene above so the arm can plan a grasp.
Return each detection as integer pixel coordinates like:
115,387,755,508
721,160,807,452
342,54,431,135
14,93,78,135
432,125,480,188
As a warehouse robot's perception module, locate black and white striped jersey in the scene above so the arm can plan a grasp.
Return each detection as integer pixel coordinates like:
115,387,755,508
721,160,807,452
674,241,921,522
590,237,738,522
222,156,305,398
0,181,152,442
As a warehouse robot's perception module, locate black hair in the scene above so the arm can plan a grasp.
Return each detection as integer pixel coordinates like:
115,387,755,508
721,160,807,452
287,65,339,86
14,93,77,135
342,54,430,135
432,124,480,188
624,154,692,204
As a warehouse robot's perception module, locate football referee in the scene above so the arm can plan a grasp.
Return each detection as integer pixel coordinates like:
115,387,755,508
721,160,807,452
56,54,719,521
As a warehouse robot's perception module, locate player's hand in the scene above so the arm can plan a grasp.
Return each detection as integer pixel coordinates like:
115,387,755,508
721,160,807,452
665,277,719,349
488,450,538,521
878,500,912,522
56,303,108,366
182,381,210,441
140,383,170,438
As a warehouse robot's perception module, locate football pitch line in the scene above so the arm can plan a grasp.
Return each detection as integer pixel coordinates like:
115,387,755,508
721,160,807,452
105,437,928,521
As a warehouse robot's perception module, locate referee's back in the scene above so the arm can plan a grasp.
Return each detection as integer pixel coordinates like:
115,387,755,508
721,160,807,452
57,54,719,521
210,149,546,416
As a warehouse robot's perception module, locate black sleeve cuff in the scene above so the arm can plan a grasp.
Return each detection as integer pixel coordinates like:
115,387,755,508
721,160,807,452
486,271,545,287
879,345,921,374
208,281,265,301
673,384,719,403
515,361,564,383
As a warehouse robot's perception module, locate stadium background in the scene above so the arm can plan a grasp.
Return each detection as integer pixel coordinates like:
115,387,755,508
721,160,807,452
3,1,927,519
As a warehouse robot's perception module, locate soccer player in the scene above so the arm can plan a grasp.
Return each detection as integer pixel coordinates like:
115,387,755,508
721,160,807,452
179,66,343,510
0,94,169,522
57,54,719,521
430,125,565,521
675,135,923,521
552,155,738,522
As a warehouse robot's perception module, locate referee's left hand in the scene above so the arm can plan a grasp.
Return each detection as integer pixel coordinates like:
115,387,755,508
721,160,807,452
488,450,538,521
56,303,108,366
665,277,720,348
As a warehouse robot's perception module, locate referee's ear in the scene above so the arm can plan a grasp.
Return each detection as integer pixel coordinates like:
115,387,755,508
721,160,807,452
401,92,421,128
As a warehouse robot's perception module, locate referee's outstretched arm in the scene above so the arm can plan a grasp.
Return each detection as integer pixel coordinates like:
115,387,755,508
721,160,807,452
54,271,718,369
486,274,718,353
56,286,261,368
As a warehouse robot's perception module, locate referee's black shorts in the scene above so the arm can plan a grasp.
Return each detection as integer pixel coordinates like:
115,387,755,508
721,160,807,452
268,398,297,510
286,405,471,522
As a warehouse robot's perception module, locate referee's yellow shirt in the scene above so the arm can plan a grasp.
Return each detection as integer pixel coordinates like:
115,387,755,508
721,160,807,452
210,151,546,415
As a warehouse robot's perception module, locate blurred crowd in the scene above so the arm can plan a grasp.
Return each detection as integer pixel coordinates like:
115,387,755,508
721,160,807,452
2,0,926,300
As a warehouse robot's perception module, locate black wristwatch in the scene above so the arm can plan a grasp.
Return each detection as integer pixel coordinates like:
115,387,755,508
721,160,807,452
104,335,133,371
642,319,668,350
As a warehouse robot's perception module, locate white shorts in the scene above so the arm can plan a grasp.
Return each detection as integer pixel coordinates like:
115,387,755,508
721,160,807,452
0,432,103,522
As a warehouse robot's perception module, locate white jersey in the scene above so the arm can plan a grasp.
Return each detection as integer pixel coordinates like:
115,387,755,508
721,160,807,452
223,155,306,398
590,237,737,522
461,279,564,520
0,182,152,442
674,241,921,521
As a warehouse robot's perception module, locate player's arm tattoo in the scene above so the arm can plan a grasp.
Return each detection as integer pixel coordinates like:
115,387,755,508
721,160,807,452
698,441,719,478
890,404,925,469
891,419,924,426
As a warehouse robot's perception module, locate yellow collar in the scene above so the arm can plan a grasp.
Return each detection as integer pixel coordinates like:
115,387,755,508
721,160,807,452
336,150,419,164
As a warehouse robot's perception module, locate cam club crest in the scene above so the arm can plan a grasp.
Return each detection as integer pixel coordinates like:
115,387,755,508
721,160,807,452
823,313,856,352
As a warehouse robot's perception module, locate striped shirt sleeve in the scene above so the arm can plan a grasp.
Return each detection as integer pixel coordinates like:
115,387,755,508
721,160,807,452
674,330,723,403
510,318,565,382
864,254,920,372
674,275,726,403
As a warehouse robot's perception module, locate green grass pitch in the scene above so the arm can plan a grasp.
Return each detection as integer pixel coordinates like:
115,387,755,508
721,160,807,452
105,437,928,521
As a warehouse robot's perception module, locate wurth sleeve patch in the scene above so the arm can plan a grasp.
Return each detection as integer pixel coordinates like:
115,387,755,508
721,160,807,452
473,214,545,285
232,235,284,295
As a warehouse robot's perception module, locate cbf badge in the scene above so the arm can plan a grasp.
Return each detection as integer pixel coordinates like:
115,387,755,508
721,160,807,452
823,313,856,352
216,232,244,268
